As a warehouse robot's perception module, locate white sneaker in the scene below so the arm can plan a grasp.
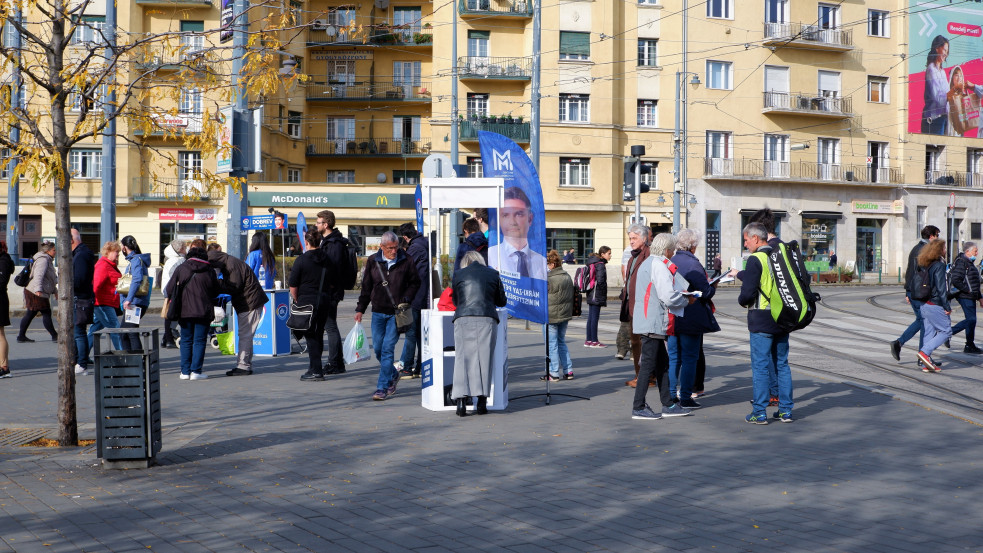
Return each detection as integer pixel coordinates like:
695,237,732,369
179,373,191,380
74,364,87,375
190,372,208,380
393,361,404,372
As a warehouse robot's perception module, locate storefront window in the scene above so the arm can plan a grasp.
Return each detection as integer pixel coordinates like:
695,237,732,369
801,217,837,263
546,228,594,264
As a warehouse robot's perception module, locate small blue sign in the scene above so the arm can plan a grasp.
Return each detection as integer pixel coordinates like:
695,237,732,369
420,359,433,389
242,214,289,230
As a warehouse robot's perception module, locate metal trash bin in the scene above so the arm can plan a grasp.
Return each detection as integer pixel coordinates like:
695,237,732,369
92,329,161,469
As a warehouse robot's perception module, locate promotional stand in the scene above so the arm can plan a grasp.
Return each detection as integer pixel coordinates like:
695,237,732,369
233,289,292,356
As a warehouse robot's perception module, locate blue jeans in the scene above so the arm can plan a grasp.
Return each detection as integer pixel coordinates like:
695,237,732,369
74,323,90,369
371,312,400,391
666,333,701,399
898,296,925,351
951,297,978,345
749,332,793,416
399,308,422,370
179,319,210,375
920,304,952,357
544,321,572,377
88,306,122,352
585,304,601,343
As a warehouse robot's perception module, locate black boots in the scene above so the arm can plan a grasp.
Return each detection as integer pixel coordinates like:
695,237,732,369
456,398,468,417
476,396,488,415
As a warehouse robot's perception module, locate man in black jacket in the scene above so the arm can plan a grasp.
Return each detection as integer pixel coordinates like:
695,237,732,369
890,225,940,361
949,241,982,354
355,232,420,401
315,209,350,372
397,222,430,378
71,228,97,375
206,243,269,376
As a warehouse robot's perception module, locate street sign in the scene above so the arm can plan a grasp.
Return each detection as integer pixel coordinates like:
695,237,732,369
866,156,872,165
949,192,956,209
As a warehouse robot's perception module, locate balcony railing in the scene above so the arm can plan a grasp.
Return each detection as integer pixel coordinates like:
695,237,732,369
305,137,432,156
457,56,532,80
459,120,530,143
925,171,971,187
305,80,432,101
370,27,433,46
763,92,852,117
459,0,532,17
136,46,208,70
762,21,853,50
132,177,224,200
703,158,903,184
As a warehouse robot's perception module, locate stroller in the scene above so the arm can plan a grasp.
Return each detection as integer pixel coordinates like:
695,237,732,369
209,294,232,349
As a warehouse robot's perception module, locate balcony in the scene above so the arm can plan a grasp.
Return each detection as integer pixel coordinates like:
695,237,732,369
135,0,211,6
459,0,532,18
762,22,854,52
370,27,433,47
459,120,530,143
305,80,432,102
135,47,208,71
132,177,225,201
762,92,853,119
457,56,532,80
305,137,432,157
923,171,983,187
703,158,904,185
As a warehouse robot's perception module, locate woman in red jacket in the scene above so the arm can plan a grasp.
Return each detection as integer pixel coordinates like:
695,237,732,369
88,241,123,351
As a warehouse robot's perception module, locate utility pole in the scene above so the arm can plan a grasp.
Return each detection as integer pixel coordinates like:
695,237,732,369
5,7,20,259
226,0,249,258
530,0,541,171
449,0,460,240
672,72,681,234
100,0,117,246
681,0,689,231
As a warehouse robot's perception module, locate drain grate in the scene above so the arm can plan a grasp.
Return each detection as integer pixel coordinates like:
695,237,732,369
0,428,51,447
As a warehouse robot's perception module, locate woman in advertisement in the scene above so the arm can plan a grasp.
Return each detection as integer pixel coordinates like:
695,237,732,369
922,35,950,135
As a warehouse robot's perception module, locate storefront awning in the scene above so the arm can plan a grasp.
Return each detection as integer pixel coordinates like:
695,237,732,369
739,209,788,218
800,211,843,219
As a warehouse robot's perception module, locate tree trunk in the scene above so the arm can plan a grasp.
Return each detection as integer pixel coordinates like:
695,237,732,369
54,164,78,446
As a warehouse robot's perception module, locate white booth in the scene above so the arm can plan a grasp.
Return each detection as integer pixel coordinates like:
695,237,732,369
419,178,509,413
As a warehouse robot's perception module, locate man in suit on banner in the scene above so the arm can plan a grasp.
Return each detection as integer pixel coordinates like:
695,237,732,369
487,186,547,280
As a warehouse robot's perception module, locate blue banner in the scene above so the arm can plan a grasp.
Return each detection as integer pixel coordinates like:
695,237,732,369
241,214,288,230
478,131,548,325
296,212,308,253
415,183,424,234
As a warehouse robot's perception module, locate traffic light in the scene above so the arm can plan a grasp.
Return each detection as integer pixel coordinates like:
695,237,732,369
622,160,653,201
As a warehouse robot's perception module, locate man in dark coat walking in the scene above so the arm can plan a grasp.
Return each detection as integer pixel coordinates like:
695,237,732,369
206,243,269,376
71,228,97,375
398,222,430,378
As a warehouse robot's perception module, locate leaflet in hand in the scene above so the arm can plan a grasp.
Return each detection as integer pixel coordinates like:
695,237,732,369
681,290,703,298
709,272,735,285
124,306,142,324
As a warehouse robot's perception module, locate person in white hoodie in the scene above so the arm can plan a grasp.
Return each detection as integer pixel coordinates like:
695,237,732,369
159,240,186,349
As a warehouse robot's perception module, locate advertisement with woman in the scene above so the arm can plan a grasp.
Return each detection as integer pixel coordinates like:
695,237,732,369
909,2,983,137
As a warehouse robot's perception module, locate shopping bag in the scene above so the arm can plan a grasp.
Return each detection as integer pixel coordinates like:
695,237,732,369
216,331,236,355
343,321,372,365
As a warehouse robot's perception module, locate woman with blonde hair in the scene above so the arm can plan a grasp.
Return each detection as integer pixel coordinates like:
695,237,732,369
916,239,950,372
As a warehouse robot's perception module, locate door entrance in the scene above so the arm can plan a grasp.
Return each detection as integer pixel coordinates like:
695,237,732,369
856,218,883,273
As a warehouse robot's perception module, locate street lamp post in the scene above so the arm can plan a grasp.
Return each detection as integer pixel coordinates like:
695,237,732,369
673,71,700,233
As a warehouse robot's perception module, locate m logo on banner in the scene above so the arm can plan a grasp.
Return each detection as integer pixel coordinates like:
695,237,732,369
493,149,513,171
376,195,389,206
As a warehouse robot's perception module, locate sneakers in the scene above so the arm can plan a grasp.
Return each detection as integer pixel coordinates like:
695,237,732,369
563,372,574,380
226,368,253,377
746,413,769,425
679,398,702,409
768,396,780,406
179,373,191,380
631,405,662,420
944,338,951,349
584,341,594,348
387,372,401,398
966,344,983,354
300,371,325,381
592,342,609,348
615,352,626,360
661,403,692,417
0,367,9,378
398,368,415,378
540,374,561,382
74,364,87,375
917,351,941,373
371,389,387,401
324,366,347,375
772,411,793,423
585,341,608,348
692,391,706,399
189,372,208,380
890,340,901,361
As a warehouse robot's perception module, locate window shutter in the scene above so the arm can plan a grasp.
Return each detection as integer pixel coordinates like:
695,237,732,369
181,20,204,32
560,32,590,56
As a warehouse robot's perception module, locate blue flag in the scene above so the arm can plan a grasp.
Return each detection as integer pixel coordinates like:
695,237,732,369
478,131,548,325
296,212,308,253
415,183,424,233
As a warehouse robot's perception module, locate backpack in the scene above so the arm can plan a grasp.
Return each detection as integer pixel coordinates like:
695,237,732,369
337,238,359,290
909,265,932,301
754,240,819,332
572,287,582,317
574,263,596,293
12,260,32,288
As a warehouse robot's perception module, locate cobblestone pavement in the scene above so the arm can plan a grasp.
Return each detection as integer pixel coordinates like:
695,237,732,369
1,286,982,552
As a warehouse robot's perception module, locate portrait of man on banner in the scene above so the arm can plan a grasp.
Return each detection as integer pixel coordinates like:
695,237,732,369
487,186,546,280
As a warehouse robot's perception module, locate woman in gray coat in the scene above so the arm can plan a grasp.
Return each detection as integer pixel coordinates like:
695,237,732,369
17,242,58,343
451,250,507,416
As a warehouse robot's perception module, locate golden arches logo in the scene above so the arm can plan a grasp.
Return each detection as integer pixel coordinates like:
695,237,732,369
376,195,389,206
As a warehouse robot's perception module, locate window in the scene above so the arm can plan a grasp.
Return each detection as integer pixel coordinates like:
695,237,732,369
638,39,657,66
637,100,657,127
393,6,423,37
867,76,888,103
180,21,205,57
969,148,983,180
707,0,732,19
289,1,302,25
180,88,202,114
917,206,927,238
706,61,732,90
327,60,356,84
467,30,489,58
0,148,9,179
393,170,421,184
546,228,594,260
178,151,202,194
287,168,302,183
287,111,302,138
706,131,732,175
559,31,590,61
559,94,589,122
69,149,101,178
869,141,889,183
818,4,839,29
559,158,590,187
972,223,982,241
69,84,102,113
393,61,422,86
764,134,789,177
766,0,788,24
925,145,947,184
327,170,356,183
638,0,657,4
71,16,105,45
326,117,356,150
818,138,840,180
641,162,657,190
467,93,489,117
467,157,484,178
868,9,889,37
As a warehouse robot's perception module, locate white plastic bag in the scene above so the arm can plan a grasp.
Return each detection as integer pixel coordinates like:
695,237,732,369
343,321,372,365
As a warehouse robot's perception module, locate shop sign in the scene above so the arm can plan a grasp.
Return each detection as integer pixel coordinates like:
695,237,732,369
249,191,414,209
159,208,218,221
311,50,372,61
242,214,288,230
803,223,834,241
851,199,904,214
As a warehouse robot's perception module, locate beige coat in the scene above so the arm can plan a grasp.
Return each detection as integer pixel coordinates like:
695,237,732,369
27,251,57,298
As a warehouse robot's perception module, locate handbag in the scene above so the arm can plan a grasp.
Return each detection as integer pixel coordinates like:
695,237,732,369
117,258,150,296
375,261,412,333
164,274,190,322
286,268,325,331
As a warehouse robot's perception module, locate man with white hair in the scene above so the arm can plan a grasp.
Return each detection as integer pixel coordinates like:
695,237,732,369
71,228,97,375
620,223,651,387
355,231,421,401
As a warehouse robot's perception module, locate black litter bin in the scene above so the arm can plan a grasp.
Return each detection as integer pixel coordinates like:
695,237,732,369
93,329,161,469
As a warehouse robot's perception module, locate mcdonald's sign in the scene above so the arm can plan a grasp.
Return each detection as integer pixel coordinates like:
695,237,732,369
376,195,389,206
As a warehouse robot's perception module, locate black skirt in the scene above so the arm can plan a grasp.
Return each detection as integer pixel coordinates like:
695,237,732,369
0,289,9,327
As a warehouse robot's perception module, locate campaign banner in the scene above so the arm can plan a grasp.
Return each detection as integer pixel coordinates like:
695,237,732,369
908,1,983,137
478,131,547,325
241,214,288,230
296,212,308,253
415,183,424,233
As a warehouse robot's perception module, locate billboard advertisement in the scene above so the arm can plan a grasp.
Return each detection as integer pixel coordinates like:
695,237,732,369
909,1,983,137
